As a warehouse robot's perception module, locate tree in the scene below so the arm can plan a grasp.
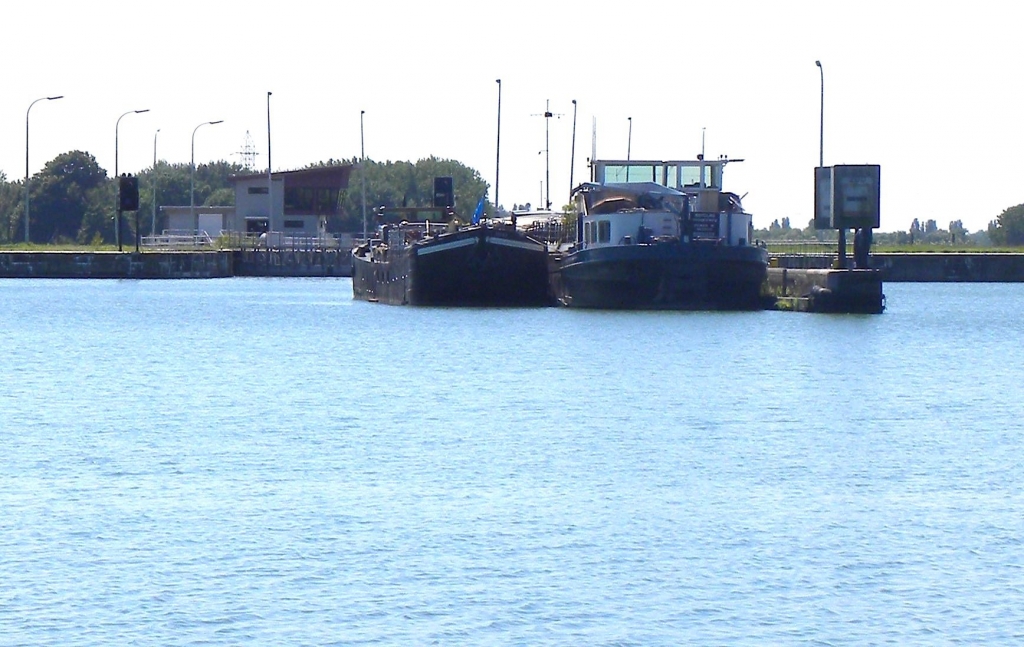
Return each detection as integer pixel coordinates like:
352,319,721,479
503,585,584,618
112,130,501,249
949,219,967,244
336,156,490,232
0,171,22,243
29,151,109,243
990,203,1024,246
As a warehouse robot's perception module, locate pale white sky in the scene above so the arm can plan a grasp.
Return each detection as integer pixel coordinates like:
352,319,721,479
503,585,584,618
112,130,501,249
2,1,1021,232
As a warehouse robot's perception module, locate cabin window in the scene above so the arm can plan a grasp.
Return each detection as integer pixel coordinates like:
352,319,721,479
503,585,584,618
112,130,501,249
681,166,702,187
598,220,611,243
584,221,593,243
247,186,269,195
706,165,721,189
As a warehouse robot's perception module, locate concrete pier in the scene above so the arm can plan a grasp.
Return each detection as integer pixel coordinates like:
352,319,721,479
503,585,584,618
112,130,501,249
766,267,885,314
0,251,232,279
233,248,351,277
0,249,354,279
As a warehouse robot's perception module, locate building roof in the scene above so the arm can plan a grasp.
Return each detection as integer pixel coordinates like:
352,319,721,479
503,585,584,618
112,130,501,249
230,165,353,189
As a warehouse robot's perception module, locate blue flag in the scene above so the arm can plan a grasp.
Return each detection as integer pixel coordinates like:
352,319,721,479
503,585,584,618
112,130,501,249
471,197,486,224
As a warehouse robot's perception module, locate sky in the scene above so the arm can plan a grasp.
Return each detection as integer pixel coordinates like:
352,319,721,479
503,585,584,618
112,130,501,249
2,1,1021,233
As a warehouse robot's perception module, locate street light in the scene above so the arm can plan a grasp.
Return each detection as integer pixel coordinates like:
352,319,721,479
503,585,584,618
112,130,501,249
115,108,150,251
626,116,632,182
191,120,224,237
815,60,824,168
360,110,367,244
266,91,273,234
152,129,160,240
25,95,63,243
815,59,843,267
495,79,501,213
569,99,577,195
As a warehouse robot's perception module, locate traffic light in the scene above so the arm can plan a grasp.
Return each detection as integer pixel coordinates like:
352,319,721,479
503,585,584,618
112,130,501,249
433,176,454,209
119,174,140,211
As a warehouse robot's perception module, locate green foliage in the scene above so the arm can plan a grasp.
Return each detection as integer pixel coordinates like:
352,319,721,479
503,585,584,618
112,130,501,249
989,203,1024,246
0,172,22,243
29,151,109,243
2,151,489,243
336,156,490,232
753,217,835,242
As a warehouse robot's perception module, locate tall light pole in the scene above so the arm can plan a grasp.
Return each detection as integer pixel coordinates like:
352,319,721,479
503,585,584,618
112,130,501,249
544,100,552,209
25,95,63,244
569,99,577,195
360,110,367,243
815,60,824,168
495,79,501,213
266,91,273,234
151,128,160,239
115,108,149,251
191,120,224,237
626,116,632,182
816,59,843,267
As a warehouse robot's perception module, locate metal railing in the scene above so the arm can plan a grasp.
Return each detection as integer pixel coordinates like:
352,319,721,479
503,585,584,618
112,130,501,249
140,230,357,252
220,231,354,252
764,240,850,256
141,230,215,249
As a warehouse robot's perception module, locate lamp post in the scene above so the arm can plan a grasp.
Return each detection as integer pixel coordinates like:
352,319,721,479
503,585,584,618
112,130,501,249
495,79,501,213
25,95,63,244
626,116,632,182
360,110,367,243
191,120,224,238
815,60,824,168
815,59,843,267
569,99,577,194
266,92,273,234
151,129,160,240
544,99,552,210
115,108,149,251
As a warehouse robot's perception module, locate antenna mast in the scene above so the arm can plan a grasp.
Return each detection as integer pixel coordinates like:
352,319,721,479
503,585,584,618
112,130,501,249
532,99,562,210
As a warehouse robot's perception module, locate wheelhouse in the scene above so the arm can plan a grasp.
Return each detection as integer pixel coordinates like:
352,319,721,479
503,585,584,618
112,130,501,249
573,158,754,250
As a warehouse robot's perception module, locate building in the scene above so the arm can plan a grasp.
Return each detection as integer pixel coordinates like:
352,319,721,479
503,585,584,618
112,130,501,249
161,165,354,239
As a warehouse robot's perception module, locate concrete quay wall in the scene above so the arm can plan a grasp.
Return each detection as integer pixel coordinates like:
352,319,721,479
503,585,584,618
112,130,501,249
871,253,1024,282
0,251,232,279
233,249,351,277
773,252,1024,282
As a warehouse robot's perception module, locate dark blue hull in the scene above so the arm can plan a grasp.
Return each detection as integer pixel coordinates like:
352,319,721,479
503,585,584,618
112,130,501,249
352,226,552,307
555,241,768,310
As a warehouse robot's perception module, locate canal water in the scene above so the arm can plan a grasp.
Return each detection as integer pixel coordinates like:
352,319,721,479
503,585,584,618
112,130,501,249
3,279,1023,645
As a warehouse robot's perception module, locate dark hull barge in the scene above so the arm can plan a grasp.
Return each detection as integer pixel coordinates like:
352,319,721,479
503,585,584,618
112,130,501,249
352,220,551,307
554,159,768,310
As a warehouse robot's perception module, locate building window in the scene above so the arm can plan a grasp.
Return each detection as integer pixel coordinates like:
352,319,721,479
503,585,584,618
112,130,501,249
248,186,269,195
284,187,339,215
284,219,305,229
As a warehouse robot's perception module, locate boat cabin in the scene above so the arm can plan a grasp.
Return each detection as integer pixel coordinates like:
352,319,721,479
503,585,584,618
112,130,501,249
573,158,754,250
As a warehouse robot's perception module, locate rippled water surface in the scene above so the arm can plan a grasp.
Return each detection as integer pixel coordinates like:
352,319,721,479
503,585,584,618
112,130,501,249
3,279,1024,645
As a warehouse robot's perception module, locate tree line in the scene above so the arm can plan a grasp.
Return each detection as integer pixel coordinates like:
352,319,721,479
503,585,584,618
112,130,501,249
755,206,1024,248
0,152,490,245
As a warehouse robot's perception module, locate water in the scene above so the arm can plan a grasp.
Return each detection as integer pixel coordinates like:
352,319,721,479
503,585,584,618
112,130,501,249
2,279,1023,645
